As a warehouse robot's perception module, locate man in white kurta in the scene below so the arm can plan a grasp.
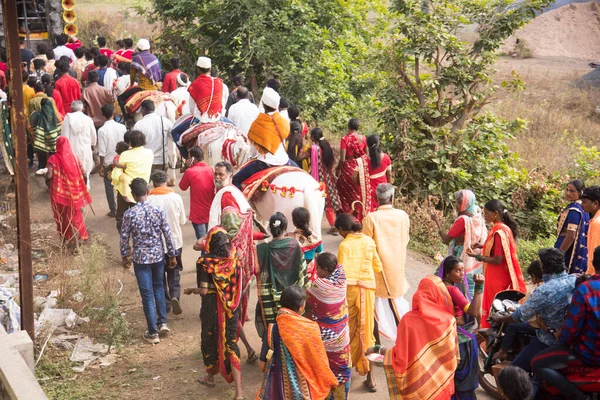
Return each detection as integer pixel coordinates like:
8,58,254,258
362,183,410,342
132,100,174,182
227,86,259,135
147,170,186,315
61,100,97,187
169,74,191,117
208,161,251,231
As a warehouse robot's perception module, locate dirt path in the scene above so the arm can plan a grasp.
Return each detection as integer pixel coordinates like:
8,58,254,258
30,172,492,399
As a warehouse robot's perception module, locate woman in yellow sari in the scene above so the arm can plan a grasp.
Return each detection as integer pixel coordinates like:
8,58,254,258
335,213,382,392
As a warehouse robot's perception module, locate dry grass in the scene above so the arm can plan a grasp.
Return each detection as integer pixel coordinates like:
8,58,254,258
491,58,600,174
75,1,155,47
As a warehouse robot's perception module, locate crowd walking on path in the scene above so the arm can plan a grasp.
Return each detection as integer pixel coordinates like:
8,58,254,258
4,32,596,400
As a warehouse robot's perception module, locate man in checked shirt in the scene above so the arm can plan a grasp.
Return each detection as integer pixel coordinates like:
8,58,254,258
532,246,600,400
121,178,179,344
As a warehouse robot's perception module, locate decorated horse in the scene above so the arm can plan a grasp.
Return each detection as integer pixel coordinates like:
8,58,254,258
241,166,326,238
173,114,251,168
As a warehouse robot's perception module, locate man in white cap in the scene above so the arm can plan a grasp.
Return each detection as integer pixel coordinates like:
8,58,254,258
187,56,224,123
130,39,162,91
169,73,192,117
231,86,298,189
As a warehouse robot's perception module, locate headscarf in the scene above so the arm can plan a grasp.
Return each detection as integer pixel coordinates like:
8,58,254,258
456,189,477,215
385,275,458,400
197,227,242,317
131,50,162,84
47,137,92,209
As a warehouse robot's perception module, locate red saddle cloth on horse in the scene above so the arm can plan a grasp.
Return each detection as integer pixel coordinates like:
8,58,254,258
241,164,305,203
125,91,171,115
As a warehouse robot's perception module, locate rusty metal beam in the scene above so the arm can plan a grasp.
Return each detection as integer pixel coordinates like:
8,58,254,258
3,0,35,340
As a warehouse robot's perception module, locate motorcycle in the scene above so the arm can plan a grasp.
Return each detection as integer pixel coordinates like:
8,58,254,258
476,290,600,399
476,290,530,399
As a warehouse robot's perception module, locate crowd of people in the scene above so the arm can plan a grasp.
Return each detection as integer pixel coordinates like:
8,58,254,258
7,33,599,400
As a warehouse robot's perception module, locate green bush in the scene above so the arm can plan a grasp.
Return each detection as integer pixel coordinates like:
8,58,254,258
517,236,556,276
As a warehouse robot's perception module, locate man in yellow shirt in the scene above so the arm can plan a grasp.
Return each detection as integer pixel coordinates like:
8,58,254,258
335,213,383,392
363,183,410,343
112,130,154,232
581,186,600,274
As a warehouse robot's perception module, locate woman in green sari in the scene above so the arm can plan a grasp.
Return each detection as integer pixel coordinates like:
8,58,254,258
255,212,309,339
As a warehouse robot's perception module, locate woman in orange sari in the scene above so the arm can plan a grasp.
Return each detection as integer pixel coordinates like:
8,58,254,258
257,285,338,399
366,275,458,400
46,136,91,244
335,118,371,221
467,200,526,328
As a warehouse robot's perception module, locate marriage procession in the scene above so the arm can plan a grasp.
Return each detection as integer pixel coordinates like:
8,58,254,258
0,2,599,399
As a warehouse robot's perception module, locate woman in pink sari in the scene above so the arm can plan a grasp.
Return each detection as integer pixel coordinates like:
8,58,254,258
431,189,487,297
298,127,341,234
336,118,371,221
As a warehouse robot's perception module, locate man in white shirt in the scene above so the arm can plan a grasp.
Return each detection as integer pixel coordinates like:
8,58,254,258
147,170,186,315
53,34,76,64
227,86,258,135
169,73,191,117
62,100,96,187
98,104,126,217
133,100,174,176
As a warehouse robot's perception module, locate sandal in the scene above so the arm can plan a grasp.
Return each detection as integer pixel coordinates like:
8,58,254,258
327,228,339,236
198,375,216,388
363,380,377,393
247,350,258,364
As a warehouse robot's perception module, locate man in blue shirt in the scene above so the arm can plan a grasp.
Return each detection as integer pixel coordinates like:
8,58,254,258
532,246,600,400
120,178,178,344
492,248,577,373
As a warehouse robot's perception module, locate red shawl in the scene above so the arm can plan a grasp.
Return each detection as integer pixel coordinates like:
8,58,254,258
47,136,92,209
187,75,223,118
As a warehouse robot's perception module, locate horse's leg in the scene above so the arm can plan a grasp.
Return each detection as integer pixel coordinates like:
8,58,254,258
167,136,177,186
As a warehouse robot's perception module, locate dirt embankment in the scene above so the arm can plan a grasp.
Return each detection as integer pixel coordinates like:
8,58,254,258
501,1,600,61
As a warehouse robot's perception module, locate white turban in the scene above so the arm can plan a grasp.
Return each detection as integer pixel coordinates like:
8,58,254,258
261,87,280,109
196,56,211,69
136,39,150,51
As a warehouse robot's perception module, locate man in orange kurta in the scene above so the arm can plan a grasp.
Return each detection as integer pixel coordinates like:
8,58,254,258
581,186,600,274
54,60,81,114
232,87,295,189
363,183,411,343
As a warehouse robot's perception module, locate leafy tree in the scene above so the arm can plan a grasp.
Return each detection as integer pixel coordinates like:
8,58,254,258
139,0,386,128
377,0,557,237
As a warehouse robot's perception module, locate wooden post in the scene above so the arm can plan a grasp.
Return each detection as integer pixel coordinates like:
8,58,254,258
3,0,35,341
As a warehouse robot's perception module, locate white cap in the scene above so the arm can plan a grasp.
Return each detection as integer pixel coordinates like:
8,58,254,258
196,56,211,69
136,39,150,51
261,87,280,109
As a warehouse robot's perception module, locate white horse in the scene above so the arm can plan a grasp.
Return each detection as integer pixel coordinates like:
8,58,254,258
174,116,251,170
250,170,326,238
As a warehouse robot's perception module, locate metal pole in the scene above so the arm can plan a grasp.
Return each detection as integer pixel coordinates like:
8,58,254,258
3,0,35,341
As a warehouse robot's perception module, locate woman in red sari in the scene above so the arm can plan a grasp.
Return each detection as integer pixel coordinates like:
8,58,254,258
46,136,91,244
366,134,392,211
336,118,371,221
467,200,526,328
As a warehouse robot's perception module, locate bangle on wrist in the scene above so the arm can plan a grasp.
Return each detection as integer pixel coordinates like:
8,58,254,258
374,344,382,354
379,346,385,355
